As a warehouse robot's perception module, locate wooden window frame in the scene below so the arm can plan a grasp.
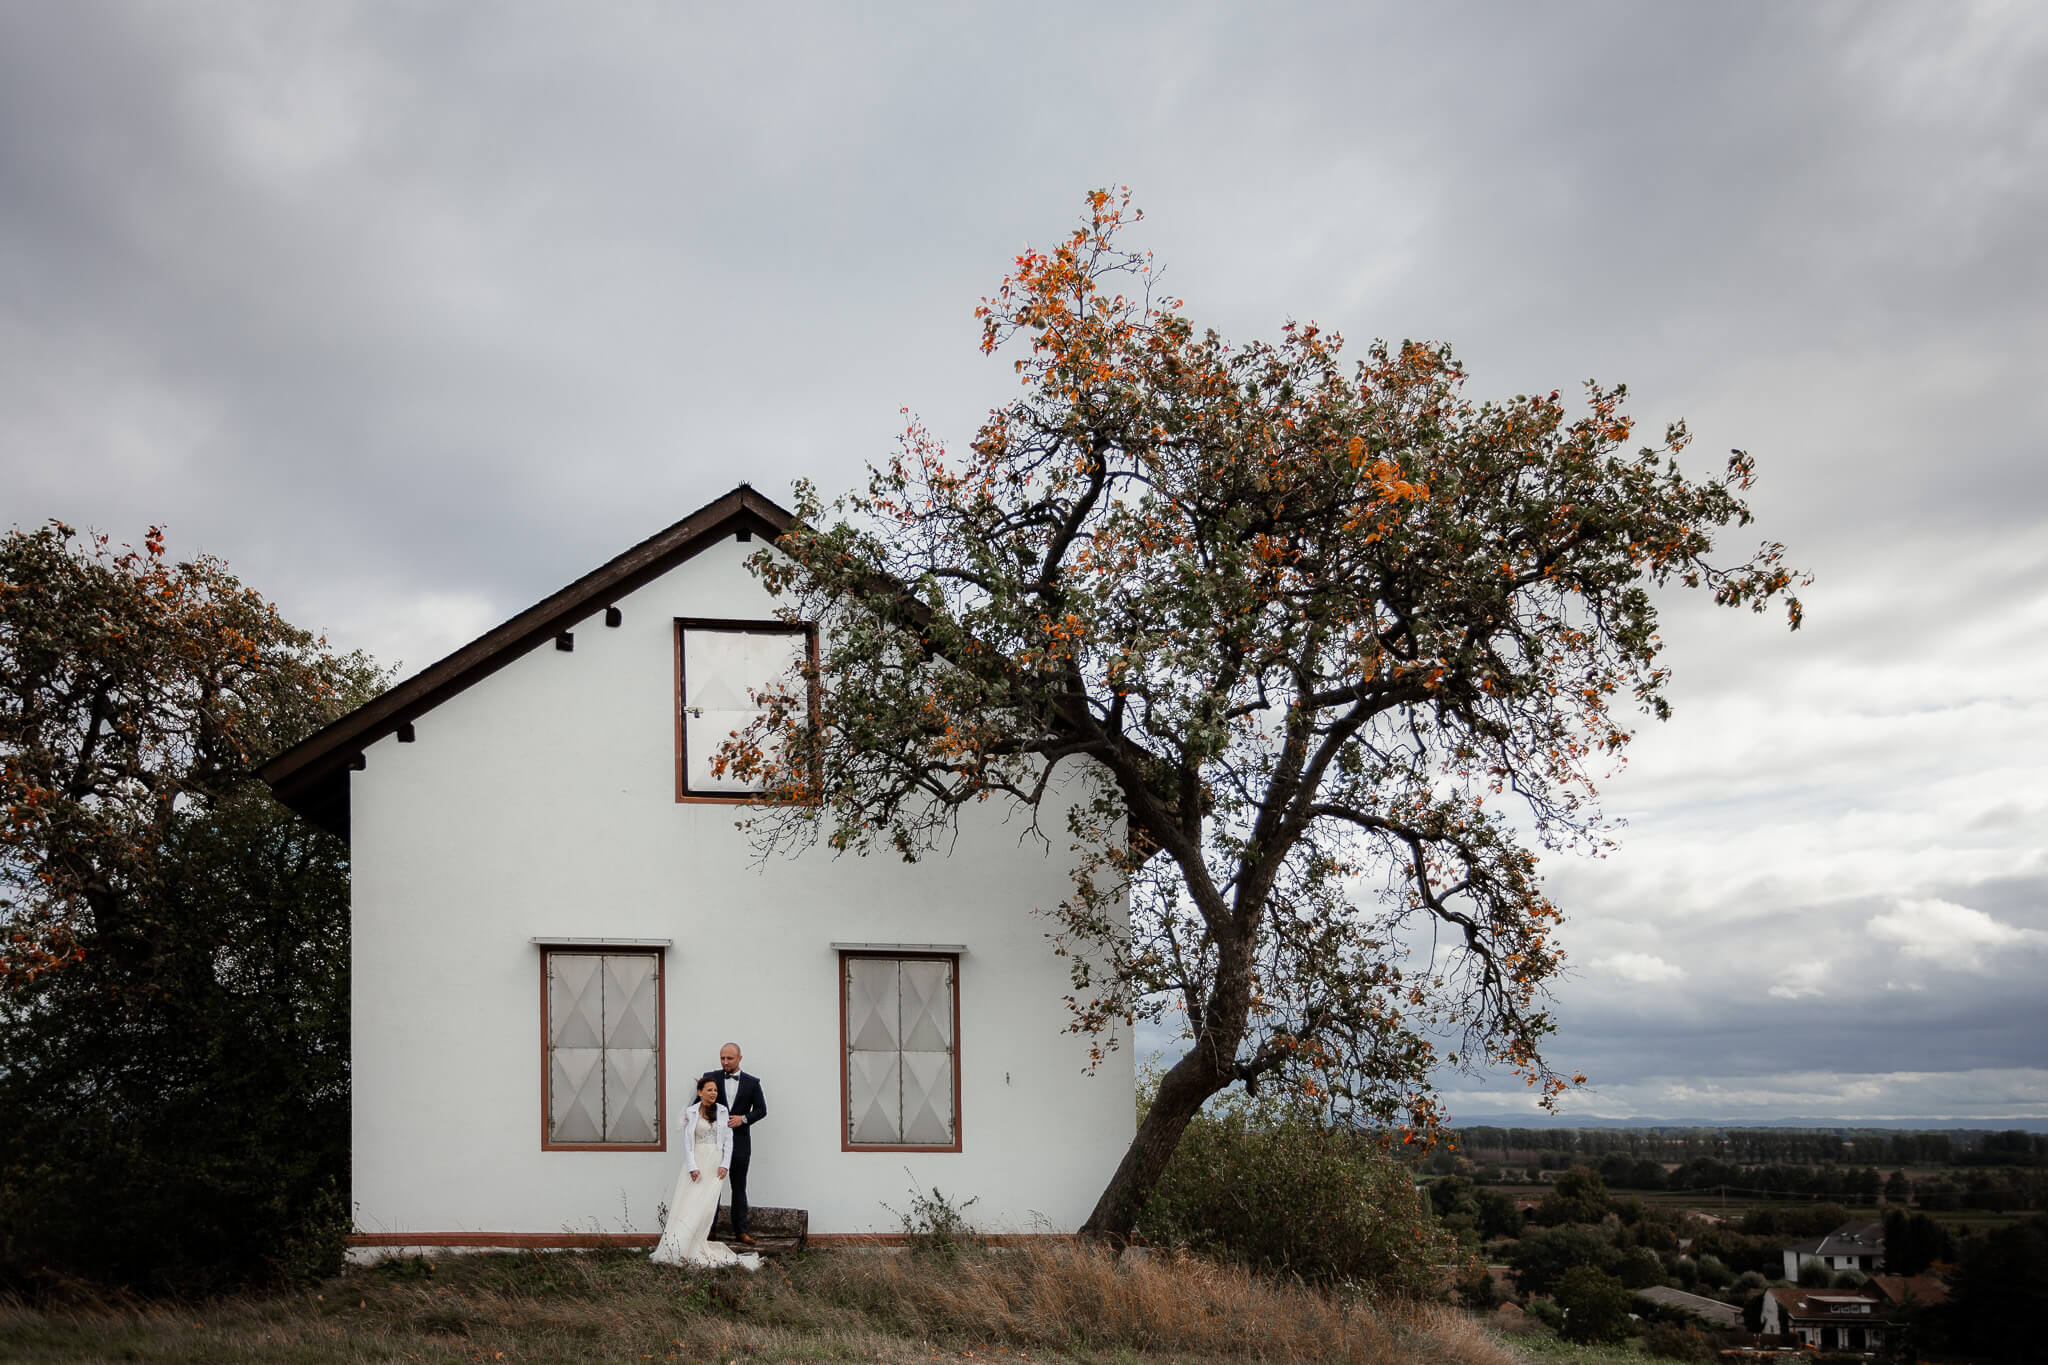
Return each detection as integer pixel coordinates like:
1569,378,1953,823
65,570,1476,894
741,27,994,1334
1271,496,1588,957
539,946,668,1153
837,949,963,1154
674,617,818,804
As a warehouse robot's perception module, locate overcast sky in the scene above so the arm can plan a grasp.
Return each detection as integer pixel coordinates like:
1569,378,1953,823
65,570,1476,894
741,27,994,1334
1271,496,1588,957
4,2,2043,1125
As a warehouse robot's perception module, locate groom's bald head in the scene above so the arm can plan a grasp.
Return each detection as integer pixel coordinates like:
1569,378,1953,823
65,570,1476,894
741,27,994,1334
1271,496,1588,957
719,1043,741,1073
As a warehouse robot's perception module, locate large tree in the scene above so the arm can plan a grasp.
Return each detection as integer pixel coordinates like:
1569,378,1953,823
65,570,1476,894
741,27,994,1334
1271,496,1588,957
734,191,1803,1239
0,522,382,1292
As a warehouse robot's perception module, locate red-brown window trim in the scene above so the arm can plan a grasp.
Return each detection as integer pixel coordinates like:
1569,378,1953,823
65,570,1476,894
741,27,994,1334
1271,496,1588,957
674,617,818,804
539,946,668,1153
837,950,964,1154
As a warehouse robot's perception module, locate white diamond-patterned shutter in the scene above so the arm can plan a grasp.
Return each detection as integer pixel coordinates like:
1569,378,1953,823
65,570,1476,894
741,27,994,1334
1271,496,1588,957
898,959,955,1145
682,628,808,793
844,956,955,1147
546,951,661,1145
602,954,661,1143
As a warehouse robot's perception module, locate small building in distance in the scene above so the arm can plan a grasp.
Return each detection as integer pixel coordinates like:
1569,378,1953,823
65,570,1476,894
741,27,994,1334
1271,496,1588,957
1633,1285,1742,1329
1761,1287,1896,1354
1782,1220,1886,1280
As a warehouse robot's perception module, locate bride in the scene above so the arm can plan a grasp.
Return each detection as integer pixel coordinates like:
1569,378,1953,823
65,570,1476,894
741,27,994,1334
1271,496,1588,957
650,1076,762,1270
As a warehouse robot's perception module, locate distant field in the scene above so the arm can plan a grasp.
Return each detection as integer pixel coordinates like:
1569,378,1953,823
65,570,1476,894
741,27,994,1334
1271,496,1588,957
1487,1183,2029,1229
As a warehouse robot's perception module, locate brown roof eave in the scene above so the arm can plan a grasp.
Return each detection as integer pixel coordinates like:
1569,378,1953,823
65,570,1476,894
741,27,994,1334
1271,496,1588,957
259,486,795,841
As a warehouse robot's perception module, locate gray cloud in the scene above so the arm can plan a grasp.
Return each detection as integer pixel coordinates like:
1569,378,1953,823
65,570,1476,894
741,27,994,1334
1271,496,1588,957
4,1,2043,1121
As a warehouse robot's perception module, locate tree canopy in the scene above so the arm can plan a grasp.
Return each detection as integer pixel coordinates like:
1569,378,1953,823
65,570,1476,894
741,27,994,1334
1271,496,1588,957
1,522,382,1292
733,190,1804,1237
2,522,376,987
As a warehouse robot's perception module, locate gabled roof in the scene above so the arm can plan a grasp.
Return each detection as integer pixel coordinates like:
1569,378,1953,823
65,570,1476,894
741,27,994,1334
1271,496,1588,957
1786,1220,1886,1257
258,485,794,839
1633,1286,1742,1328
1765,1286,1895,1323
1868,1274,1949,1307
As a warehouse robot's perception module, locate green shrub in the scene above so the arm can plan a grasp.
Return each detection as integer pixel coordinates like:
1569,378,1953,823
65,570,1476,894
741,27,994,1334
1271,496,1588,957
1454,1265,1499,1308
1135,1094,1461,1296
1554,1264,1634,1344
1523,1296,1565,1332
885,1177,980,1261
1641,1319,1716,1362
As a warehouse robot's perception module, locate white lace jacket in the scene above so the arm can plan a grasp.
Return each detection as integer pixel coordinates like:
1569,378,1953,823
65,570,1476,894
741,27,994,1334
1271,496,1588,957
678,1101,734,1173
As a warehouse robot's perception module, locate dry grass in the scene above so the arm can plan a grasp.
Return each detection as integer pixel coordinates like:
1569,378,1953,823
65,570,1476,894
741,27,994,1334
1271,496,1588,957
0,1242,1520,1365
798,1241,1515,1365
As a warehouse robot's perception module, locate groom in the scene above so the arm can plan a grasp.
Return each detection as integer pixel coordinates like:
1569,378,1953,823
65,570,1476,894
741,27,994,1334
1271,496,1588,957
702,1042,767,1243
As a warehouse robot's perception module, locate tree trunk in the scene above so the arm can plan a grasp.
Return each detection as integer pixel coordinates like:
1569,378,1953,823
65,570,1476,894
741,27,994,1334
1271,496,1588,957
1077,1043,1231,1242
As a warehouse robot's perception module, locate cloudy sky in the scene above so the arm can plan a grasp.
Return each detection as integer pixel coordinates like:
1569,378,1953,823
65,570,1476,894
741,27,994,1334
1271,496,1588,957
4,2,2043,1125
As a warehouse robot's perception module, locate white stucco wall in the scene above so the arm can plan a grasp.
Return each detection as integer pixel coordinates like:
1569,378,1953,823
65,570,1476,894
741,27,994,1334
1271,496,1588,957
347,533,1134,1238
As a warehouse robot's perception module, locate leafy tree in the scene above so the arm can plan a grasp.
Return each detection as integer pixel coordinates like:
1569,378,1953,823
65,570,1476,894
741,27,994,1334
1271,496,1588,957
1510,1223,1624,1298
1474,1186,1523,1240
738,190,1804,1238
1932,1214,2048,1363
1536,1165,1612,1225
1555,1264,1634,1344
1883,1208,1953,1276
1617,1245,1668,1289
0,523,381,1293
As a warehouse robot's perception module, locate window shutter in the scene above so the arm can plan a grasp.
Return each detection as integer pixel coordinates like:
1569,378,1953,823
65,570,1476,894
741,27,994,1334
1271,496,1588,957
899,959,956,1145
845,957,903,1144
601,954,661,1143
843,955,956,1147
547,953,605,1143
545,949,663,1147
683,628,807,793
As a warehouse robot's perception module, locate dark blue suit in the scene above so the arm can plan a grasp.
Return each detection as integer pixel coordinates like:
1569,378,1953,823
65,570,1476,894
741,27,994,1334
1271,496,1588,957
701,1068,766,1237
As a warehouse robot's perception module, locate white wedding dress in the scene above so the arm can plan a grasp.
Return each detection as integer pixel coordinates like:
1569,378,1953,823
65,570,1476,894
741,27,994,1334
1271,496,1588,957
649,1108,762,1270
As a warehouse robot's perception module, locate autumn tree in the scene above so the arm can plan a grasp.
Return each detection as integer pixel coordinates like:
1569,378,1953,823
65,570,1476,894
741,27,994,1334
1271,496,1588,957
0,522,382,1292
735,190,1803,1240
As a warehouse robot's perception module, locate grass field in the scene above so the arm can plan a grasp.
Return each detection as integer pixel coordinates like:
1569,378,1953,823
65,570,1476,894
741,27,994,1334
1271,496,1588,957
0,1243,1520,1365
1487,1184,2030,1230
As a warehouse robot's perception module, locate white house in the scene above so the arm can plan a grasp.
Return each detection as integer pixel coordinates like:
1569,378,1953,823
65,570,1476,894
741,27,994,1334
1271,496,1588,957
1760,1287,1895,1354
1782,1220,1886,1280
261,487,1134,1254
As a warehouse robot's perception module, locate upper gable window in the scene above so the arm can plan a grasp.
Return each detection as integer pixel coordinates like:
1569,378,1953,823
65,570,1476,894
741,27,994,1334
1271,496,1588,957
676,620,812,798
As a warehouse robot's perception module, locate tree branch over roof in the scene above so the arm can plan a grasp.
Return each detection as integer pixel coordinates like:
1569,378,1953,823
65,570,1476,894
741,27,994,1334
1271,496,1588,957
724,188,1806,1239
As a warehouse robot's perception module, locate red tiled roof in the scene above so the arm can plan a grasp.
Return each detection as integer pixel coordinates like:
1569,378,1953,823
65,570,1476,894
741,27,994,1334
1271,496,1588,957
1868,1274,1949,1307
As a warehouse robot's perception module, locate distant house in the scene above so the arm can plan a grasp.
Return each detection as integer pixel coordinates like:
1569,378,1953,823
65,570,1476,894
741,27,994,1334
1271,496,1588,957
1760,1287,1896,1354
1633,1286,1742,1329
1782,1220,1885,1279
